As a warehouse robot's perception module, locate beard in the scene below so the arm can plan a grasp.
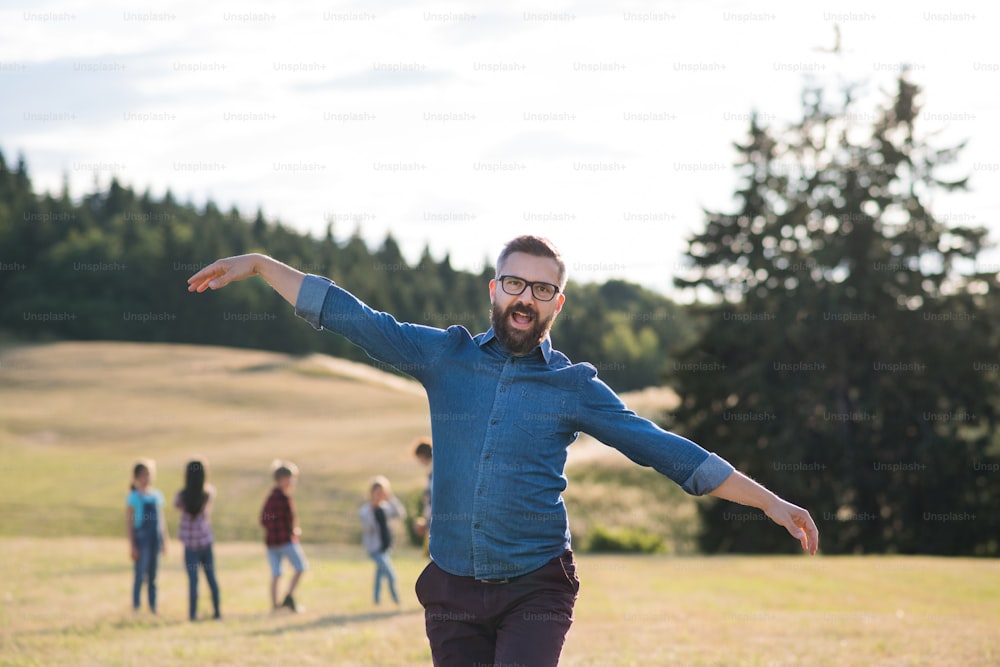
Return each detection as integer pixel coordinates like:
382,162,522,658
490,300,555,356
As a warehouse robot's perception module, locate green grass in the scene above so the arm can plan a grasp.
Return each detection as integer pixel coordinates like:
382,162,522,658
564,462,698,554
0,341,695,549
2,342,998,665
0,341,433,544
0,537,997,666
0,537,432,666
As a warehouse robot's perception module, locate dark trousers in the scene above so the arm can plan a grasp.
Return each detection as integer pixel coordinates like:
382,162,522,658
184,545,221,620
415,550,580,667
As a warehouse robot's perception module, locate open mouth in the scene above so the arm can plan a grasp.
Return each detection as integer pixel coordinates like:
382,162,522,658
510,309,535,328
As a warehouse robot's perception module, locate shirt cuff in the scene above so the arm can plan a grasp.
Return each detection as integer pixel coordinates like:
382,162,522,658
682,453,736,496
294,274,334,330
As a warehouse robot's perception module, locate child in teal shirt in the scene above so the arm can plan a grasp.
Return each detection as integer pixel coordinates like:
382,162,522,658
126,460,169,613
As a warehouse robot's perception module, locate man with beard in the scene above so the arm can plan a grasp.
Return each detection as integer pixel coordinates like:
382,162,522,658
188,235,818,666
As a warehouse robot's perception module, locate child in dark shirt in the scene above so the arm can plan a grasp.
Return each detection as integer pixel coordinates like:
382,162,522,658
260,460,307,612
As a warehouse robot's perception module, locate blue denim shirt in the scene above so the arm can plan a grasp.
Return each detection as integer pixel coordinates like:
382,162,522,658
296,275,735,579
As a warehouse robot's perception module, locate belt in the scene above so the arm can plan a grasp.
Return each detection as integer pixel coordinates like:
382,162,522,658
474,550,570,584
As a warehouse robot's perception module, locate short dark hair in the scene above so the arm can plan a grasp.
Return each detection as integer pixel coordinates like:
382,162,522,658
272,459,299,481
413,437,432,460
496,235,566,288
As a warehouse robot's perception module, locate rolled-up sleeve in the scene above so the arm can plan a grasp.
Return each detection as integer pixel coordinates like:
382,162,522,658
294,274,334,330
681,453,735,495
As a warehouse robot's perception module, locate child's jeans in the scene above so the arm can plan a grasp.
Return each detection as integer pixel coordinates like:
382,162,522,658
368,550,399,604
184,545,221,620
132,529,159,612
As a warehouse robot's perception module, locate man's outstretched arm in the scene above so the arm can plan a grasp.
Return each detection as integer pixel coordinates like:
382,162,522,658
709,471,819,555
187,253,305,306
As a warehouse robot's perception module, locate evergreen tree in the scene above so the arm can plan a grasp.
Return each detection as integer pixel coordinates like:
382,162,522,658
674,76,1000,555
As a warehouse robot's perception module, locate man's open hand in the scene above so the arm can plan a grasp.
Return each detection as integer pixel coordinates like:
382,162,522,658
187,254,260,293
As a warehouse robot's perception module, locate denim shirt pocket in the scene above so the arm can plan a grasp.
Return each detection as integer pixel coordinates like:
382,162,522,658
512,392,568,445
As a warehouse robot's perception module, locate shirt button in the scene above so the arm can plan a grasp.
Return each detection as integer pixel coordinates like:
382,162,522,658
500,386,506,392
474,523,481,529
477,488,483,496
484,454,491,460
491,419,498,425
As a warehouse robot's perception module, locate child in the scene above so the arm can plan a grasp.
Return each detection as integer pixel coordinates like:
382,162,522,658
260,460,307,612
359,476,406,606
412,438,433,555
126,459,169,614
174,458,221,621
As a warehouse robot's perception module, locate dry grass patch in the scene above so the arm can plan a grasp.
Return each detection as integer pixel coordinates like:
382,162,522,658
1,538,997,667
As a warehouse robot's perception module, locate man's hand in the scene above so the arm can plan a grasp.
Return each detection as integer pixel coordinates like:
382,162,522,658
187,253,306,306
187,254,261,293
708,470,819,555
764,498,819,555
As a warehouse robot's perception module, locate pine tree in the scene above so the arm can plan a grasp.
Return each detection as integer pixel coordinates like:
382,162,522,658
674,76,1000,555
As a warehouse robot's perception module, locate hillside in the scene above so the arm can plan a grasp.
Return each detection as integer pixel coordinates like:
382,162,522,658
0,341,695,549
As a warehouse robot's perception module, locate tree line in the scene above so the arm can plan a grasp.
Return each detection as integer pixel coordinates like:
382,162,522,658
0,151,693,393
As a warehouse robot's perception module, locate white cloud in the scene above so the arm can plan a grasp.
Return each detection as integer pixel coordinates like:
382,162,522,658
1,0,997,295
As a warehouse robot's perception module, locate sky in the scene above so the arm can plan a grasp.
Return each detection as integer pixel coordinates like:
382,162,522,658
1,0,997,297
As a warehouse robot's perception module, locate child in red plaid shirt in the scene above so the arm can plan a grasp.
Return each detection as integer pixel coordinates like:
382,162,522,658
260,460,307,612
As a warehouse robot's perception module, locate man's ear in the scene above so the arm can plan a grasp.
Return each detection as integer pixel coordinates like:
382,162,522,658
488,279,497,301
554,292,566,314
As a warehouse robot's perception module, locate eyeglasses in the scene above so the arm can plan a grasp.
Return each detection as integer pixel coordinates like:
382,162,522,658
496,275,560,302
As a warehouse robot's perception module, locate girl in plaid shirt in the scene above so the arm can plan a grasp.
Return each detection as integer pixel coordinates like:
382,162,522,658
174,459,221,621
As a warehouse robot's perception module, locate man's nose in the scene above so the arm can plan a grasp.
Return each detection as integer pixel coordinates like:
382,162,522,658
516,290,537,306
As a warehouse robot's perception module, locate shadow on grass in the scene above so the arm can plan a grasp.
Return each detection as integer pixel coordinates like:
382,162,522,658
251,609,422,636
10,614,188,639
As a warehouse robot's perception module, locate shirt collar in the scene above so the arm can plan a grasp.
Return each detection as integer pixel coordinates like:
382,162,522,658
479,327,552,363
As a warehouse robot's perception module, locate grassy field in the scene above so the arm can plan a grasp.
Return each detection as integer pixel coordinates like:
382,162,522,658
2,341,998,665
0,341,436,543
0,341,695,551
0,537,997,666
